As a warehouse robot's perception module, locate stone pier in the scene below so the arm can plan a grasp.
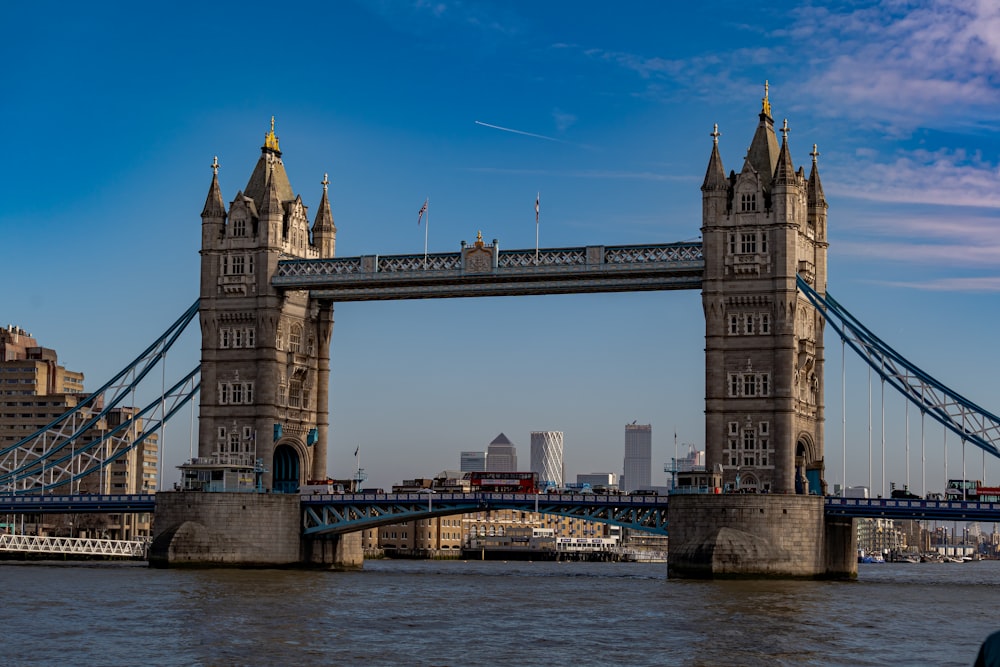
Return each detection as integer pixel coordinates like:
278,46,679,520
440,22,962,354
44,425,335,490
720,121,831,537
149,492,363,569
667,494,856,579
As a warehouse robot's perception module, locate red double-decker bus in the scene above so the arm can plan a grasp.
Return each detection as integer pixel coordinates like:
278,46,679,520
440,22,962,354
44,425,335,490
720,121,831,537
468,471,539,493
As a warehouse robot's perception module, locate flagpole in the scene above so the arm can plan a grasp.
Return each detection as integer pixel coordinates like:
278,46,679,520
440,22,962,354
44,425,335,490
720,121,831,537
424,198,429,268
534,192,540,265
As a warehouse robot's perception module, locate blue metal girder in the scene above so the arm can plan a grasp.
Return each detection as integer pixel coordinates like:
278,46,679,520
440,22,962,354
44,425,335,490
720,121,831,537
0,493,156,514
798,276,1000,460
825,496,1000,522
301,492,670,536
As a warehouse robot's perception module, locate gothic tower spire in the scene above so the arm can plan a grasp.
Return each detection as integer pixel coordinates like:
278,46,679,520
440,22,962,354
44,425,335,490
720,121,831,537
312,173,337,258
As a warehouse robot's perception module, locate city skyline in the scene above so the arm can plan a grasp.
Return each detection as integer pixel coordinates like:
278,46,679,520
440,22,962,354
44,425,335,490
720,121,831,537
3,1,999,493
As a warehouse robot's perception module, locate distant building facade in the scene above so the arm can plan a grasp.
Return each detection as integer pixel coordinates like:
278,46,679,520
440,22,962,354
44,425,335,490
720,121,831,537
0,326,157,538
577,473,618,489
460,450,486,472
623,423,652,493
530,431,564,487
486,433,517,472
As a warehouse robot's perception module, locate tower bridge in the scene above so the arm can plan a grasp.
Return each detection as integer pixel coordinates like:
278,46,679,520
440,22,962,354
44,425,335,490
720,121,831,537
174,84,837,575
5,86,998,576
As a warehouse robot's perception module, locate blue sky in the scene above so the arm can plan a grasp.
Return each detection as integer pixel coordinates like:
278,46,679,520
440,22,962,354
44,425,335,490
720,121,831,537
3,0,998,494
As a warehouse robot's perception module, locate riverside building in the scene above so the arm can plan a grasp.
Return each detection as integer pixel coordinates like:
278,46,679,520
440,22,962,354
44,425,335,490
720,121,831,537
0,326,157,538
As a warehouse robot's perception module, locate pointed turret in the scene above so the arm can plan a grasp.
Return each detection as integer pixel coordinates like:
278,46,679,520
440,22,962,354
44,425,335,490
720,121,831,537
312,173,337,257
744,81,781,202
772,119,796,186
701,124,728,191
202,156,227,219
201,156,227,248
807,143,826,206
244,117,295,209
702,124,731,223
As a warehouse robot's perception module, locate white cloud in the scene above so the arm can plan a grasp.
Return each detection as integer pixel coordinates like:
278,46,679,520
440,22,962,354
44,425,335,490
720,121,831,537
828,147,1000,208
794,0,1000,129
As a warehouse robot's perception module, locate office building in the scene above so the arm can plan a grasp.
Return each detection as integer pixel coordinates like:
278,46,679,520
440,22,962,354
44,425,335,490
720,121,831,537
530,431,563,487
486,433,517,472
460,450,486,472
623,423,652,493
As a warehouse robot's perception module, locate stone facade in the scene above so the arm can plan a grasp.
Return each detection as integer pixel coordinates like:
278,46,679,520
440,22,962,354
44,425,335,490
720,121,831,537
197,120,337,491
701,84,828,495
149,491,362,569
667,494,856,579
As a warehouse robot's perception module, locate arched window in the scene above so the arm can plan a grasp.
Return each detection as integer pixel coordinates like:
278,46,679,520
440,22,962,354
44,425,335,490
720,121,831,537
289,324,302,353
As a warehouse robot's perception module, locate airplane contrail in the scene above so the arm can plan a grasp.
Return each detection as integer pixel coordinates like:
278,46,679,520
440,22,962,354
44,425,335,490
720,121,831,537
475,120,571,144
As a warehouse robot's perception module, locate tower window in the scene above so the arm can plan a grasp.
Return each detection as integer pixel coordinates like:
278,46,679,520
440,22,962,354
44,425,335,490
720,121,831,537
740,233,757,254
233,218,247,237
740,193,757,212
729,315,739,335
232,256,245,275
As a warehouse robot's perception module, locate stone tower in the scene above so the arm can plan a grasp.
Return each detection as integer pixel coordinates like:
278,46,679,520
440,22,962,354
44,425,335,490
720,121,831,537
700,84,829,495
197,119,337,492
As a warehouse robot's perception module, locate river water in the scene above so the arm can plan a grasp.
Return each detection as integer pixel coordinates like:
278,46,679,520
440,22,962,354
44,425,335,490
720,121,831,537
1,558,997,666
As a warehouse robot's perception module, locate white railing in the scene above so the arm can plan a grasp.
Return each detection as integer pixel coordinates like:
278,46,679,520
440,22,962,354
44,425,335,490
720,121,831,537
0,533,148,558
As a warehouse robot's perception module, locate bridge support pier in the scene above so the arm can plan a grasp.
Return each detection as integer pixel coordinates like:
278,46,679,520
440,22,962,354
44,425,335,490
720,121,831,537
667,494,856,579
149,492,362,569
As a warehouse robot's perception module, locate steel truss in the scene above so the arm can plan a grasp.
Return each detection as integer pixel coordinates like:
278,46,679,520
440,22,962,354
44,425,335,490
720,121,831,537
0,301,201,492
274,242,705,301
798,276,1000,459
0,533,148,558
301,492,669,536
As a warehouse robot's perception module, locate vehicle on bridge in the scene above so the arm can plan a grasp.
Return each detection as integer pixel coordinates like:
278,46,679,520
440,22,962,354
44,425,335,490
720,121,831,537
890,488,921,500
946,479,982,501
468,471,539,493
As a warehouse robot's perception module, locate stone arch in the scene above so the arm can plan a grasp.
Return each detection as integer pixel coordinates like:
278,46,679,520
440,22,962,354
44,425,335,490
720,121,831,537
273,439,307,493
739,472,760,492
794,433,817,495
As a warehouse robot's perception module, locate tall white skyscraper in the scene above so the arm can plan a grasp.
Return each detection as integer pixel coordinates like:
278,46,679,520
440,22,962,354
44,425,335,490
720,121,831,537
460,451,487,472
623,423,652,492
486,433,518,472
530,431,564,487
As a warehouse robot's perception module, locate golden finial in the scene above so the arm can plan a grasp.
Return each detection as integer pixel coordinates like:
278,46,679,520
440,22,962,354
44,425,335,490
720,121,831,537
475,230,484,247
762,80,771,117
211,156,219,176
710,123,721,145
264,116,281,151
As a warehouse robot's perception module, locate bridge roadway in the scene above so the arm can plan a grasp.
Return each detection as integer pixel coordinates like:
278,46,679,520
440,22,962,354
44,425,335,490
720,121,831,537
272,242,705,300
3,493,1000,532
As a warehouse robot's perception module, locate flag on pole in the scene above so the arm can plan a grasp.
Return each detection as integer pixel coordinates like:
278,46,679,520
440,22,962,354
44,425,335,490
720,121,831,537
535,193,540,224
418,199,428,226
354,446,359,457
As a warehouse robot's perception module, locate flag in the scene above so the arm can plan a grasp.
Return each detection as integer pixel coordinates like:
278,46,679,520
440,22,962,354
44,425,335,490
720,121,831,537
418,199,428,226
535,193,540,224
354,446,359,457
